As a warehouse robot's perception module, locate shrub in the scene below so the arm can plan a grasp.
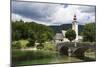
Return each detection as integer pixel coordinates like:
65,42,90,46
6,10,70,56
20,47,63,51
12,41,22,49
37,44,44,49
26,39,35,47
43,42,56,51
12,40,29,49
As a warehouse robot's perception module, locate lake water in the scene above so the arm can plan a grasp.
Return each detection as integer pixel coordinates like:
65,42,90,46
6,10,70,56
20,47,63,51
16,52,95,66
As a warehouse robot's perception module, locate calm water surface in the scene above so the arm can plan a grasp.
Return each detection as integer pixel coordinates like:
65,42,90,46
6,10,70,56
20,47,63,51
17,52,95,66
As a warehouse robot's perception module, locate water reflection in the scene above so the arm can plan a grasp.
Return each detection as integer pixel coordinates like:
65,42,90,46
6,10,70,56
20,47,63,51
50,52,95,64
13,50,96,66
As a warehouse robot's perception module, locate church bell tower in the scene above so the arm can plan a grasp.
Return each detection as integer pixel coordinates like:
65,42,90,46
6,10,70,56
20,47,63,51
72,14,78,41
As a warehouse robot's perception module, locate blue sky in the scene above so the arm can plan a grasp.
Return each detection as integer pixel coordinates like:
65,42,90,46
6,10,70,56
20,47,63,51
11,1,96,25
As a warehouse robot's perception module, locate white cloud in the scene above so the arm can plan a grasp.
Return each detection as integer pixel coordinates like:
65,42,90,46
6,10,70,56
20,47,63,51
49,5,80,24
78,6,95,14
12,13,33,22
47,5,95,25
11,1,96,25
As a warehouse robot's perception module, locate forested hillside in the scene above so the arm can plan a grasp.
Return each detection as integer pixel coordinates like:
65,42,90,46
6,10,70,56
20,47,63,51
49,24,84,35
12,20,54,41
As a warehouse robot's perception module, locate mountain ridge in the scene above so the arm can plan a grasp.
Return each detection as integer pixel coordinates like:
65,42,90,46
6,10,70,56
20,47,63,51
49,24,84,35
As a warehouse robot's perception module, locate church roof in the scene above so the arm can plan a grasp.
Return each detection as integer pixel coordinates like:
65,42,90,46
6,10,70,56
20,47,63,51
54,33,64,40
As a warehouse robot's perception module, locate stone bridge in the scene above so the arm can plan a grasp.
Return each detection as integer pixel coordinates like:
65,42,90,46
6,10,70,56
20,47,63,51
56,42,96,57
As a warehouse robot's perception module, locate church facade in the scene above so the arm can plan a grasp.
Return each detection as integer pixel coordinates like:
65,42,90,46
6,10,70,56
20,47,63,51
54,14,83,43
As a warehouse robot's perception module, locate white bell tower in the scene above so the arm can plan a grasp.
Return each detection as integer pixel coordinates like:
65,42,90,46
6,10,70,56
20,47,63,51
72,14,78,41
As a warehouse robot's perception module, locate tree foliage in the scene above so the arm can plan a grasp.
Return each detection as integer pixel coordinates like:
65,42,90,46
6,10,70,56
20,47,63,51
65,29,76,42
12,20,54,48
82,23,96,42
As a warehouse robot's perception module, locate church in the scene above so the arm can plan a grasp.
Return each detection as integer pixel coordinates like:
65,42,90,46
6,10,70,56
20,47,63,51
54,14,83,43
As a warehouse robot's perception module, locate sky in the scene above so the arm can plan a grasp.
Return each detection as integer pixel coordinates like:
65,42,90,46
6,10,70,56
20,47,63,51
11,1,96,26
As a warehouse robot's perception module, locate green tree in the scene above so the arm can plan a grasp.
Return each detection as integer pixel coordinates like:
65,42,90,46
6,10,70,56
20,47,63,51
36,32,48,49
12,20,54,49
27,31,36,47
82,23,96,42
65,29,76,42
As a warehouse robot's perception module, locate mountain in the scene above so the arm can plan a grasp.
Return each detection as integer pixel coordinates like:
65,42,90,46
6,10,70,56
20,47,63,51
49,24,84,35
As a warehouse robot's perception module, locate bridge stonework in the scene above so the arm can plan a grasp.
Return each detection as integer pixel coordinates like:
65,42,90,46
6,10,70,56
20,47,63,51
56,42,96,57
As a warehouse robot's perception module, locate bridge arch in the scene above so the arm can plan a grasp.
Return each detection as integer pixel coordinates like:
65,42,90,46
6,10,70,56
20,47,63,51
73,47,95,57
56,42,96,57
59,45,69,55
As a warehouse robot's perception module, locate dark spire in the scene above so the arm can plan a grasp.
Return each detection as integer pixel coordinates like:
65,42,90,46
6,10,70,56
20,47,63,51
73,14,77,20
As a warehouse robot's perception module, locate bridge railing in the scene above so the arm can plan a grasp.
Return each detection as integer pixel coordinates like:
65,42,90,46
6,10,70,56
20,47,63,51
76,42,96,48
56,42,96,49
